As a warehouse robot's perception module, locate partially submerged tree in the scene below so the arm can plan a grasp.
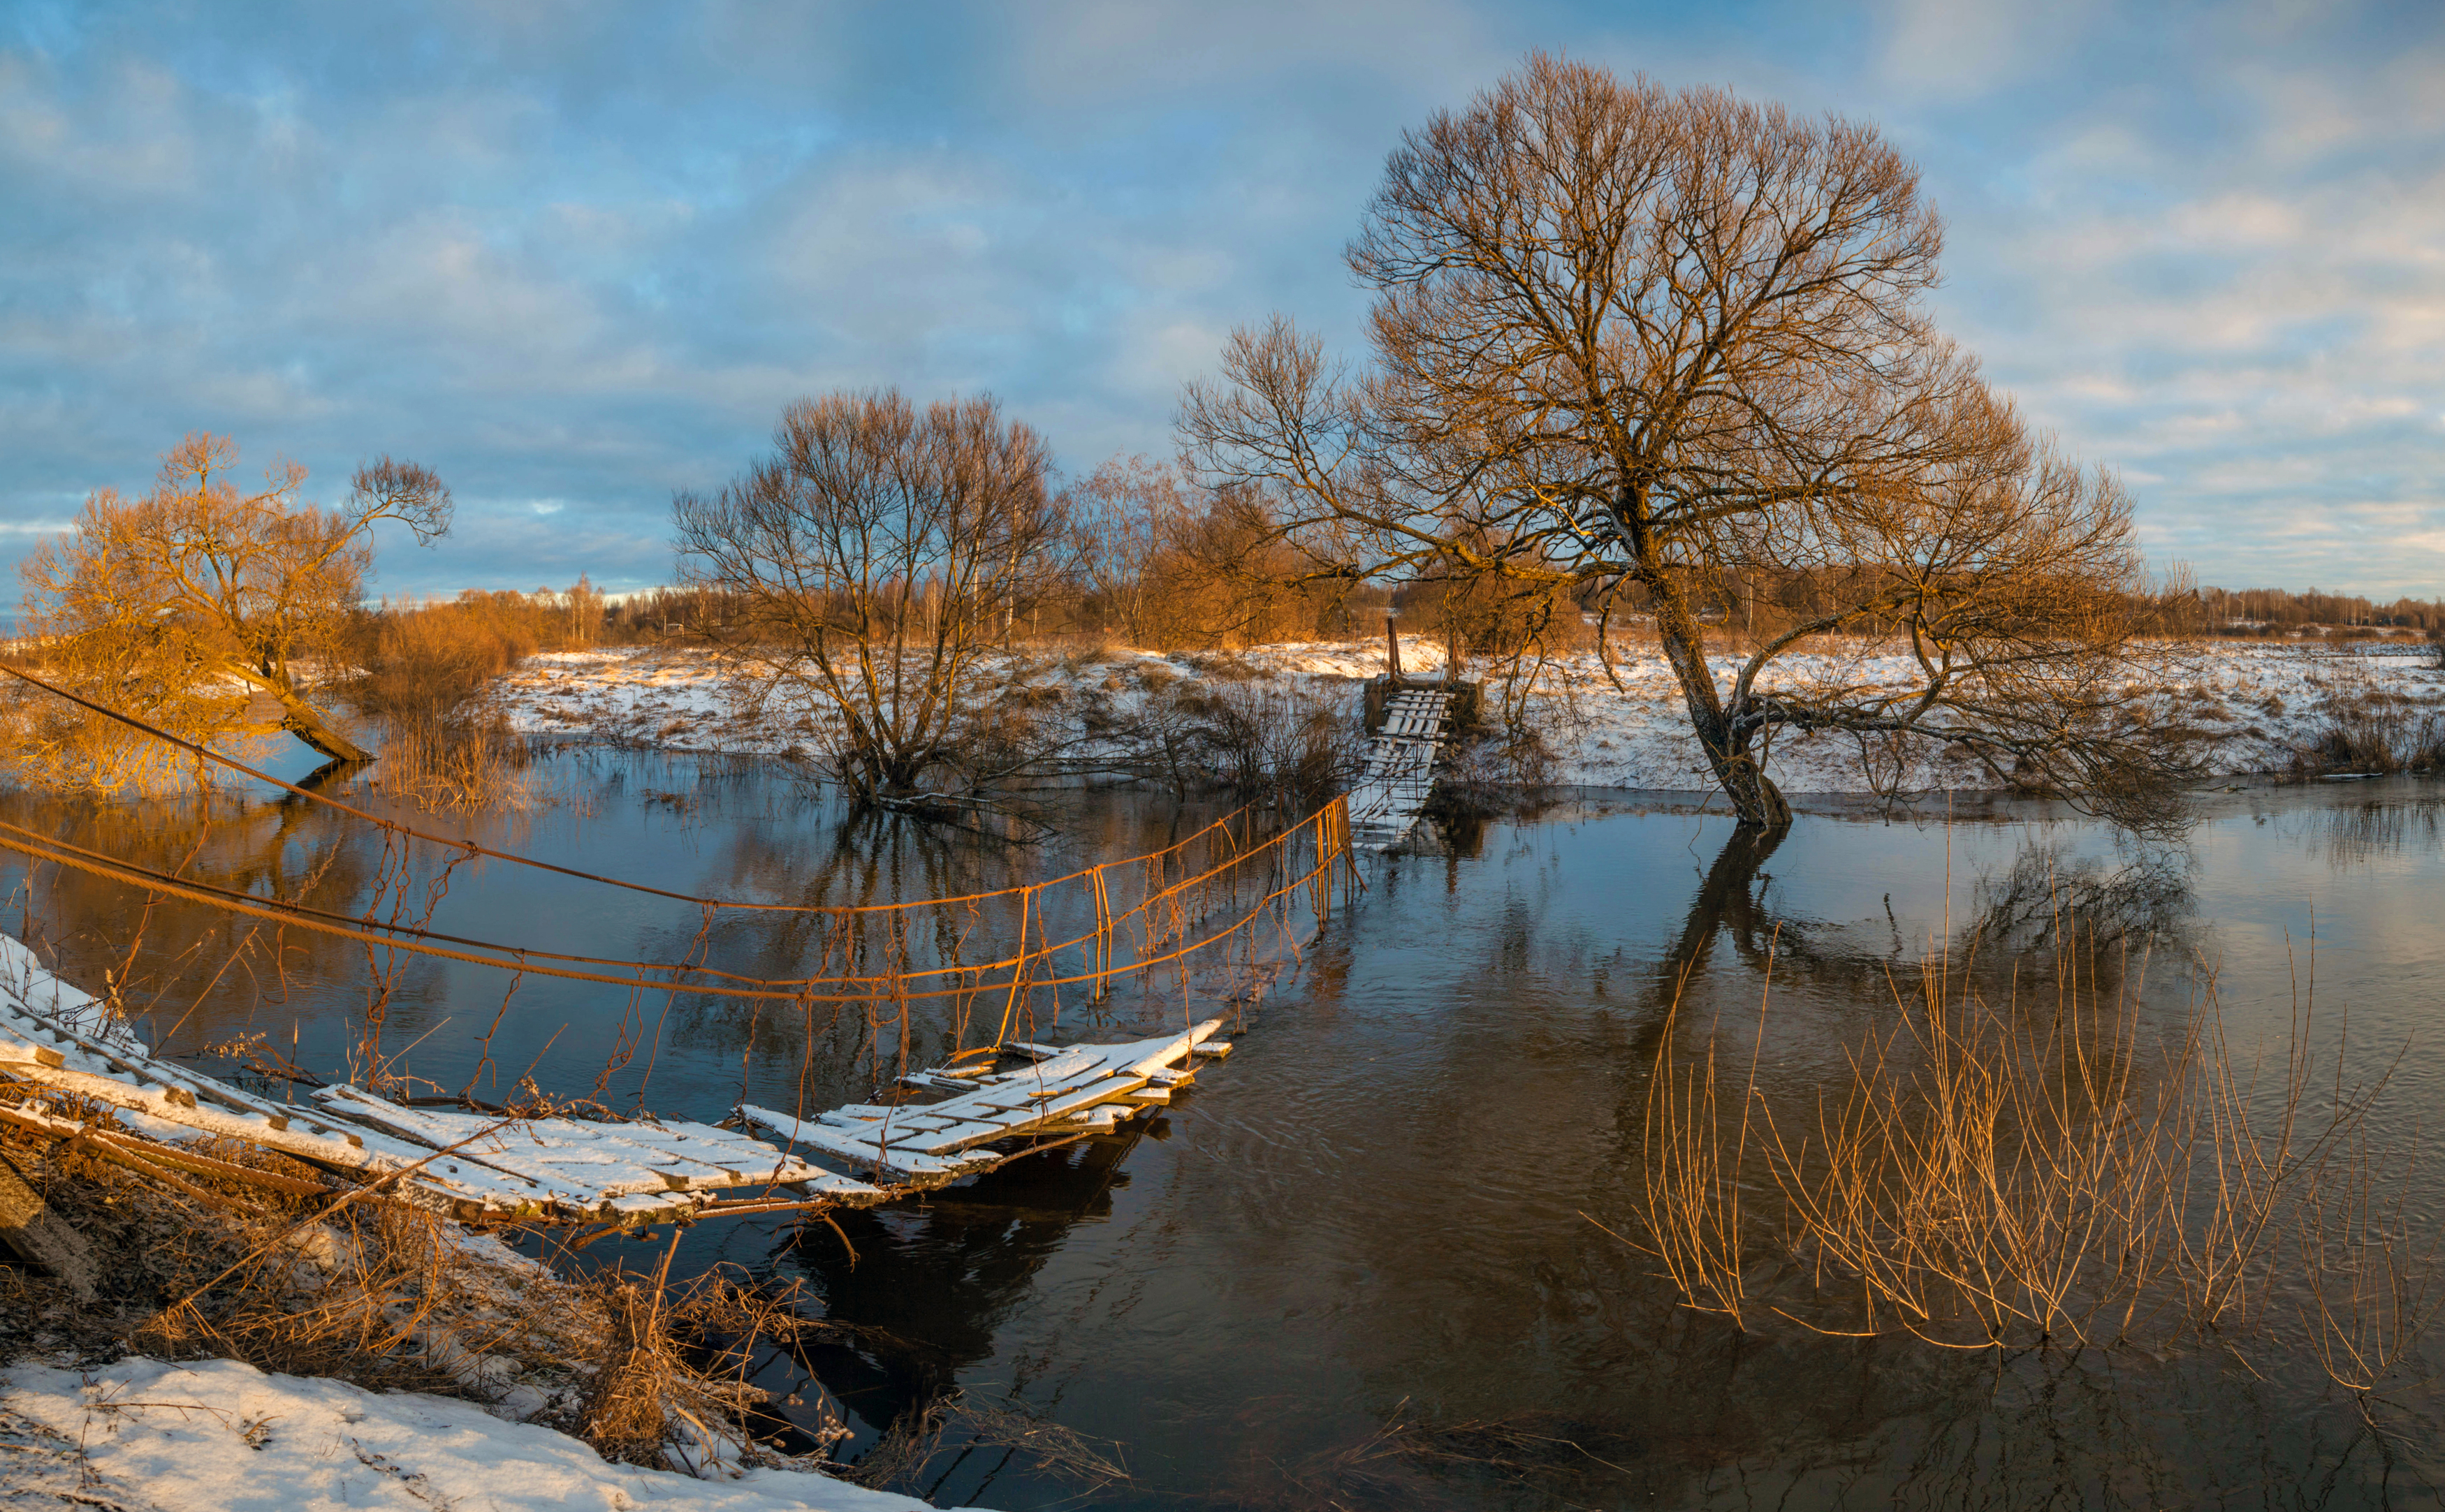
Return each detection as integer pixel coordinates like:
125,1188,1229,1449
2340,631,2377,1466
673,389,1062,805
14,434,451,787
1181,54,2187,829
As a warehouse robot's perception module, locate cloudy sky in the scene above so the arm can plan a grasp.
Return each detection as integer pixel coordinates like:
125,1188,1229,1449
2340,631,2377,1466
2,0,2440,599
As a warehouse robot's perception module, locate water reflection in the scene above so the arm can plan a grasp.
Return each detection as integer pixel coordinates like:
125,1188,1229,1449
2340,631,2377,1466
0,756,1268,1118
2314,793,2445,868
6,752,2444,1507
778,1129,1153,1448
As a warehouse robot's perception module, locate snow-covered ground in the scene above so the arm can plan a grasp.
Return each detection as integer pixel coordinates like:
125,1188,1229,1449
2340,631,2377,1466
497,637,2444,795
0,1356,968,1512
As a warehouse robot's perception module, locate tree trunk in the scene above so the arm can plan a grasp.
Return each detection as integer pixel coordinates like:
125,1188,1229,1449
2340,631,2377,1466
1647,577,1792,831
272,687,375,764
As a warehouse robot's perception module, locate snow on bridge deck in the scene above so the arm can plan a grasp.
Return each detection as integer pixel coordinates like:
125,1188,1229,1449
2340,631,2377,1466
1346,684,1458,851
738,1020,1227,1184
0,934,1233,1227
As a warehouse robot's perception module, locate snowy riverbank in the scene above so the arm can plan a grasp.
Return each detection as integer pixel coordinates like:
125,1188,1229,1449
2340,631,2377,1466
493,637,2445,794
0,1357,971,1512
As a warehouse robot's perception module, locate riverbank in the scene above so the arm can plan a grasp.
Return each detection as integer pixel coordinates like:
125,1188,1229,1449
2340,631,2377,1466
0,939,979,1512
491,636,2445,793
1,1357,960,1512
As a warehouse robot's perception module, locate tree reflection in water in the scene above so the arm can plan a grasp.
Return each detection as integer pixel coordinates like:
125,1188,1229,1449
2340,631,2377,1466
6,757,2439,1508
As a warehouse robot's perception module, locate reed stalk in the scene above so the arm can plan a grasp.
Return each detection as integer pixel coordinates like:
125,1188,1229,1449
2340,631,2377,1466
1628,918,2432,1380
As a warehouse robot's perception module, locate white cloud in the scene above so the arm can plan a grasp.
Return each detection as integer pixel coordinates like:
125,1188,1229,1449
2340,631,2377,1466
1876,0,2103,102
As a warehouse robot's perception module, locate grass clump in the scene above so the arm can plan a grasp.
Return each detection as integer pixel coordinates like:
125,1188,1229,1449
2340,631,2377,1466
1622,921,2436,1388
0,1089,837,1474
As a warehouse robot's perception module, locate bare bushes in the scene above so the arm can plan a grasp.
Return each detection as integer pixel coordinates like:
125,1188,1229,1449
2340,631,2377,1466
1057,455,1381,651
2285,684,2445,776
0,1108,833,1472
1394,566,1593,670
1628,932,2431,1378
353,599,526,718
1090,672,1359,808
346,589,613,808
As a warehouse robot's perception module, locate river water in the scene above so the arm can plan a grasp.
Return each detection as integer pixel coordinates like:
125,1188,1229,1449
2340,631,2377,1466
6,750,2442,1509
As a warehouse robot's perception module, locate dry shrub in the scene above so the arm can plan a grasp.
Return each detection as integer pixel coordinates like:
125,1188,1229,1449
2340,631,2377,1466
345,592,592,808
1394,566,1593,668
1117,677,1358,807
2288,693,2445,776
1060,458,1373,651
1626,924,2435,1379
368,710,532,812
0,1104,829,1473
349,583,605,720
353,601,525,719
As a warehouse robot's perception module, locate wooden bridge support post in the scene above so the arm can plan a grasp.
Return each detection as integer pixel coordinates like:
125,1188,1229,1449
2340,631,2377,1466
1090,865,1112,1002
992,884,1035,1048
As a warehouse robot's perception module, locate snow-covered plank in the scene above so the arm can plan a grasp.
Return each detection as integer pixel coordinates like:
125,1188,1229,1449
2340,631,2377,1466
735,1104,1000,1182
311,1085,853,1198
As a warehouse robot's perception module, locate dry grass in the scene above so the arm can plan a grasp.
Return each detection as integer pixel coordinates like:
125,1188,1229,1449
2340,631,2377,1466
1626,920,2435,1380
367,711,534,812
2288,694,2445,775
0,1093,832,1471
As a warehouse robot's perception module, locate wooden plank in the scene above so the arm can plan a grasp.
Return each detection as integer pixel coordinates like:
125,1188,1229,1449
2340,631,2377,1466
0,1149,95,1302
818,1104,893,1122
736,1105,995,1182
0,1032,64,1071
313,1086,843,1198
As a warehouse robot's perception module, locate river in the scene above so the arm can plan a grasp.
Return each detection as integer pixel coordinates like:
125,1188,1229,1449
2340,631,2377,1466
6,749,2440,1509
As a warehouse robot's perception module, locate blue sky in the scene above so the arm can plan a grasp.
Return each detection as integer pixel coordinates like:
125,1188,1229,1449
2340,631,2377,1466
2,0,2441,599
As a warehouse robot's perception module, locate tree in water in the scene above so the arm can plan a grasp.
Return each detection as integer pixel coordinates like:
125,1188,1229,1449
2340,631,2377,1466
1182,54,2189,830
673,389,1063,807
13,434,451,789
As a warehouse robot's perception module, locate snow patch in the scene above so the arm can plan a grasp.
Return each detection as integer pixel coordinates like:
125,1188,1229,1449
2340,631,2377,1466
0,1356,977,1511
490,639,2445,795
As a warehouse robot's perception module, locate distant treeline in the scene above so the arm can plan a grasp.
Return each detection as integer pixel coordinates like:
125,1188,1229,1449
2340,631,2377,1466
352,536,2442,678
2187,587,2445,636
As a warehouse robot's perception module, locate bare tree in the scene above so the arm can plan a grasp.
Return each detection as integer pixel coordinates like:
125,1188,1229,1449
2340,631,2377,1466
1060,455,1184,647
1181,55,2184,829
13,435,451,786
673,389,1062,803
1058,455,1367,650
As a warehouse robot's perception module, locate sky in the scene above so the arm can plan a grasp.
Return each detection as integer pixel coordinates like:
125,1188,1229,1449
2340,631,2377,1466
1,0,2441,601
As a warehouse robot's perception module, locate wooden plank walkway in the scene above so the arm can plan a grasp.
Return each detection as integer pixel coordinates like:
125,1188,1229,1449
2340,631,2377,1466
738,1018,1223,1184
0,934,1234,1226
1347,685,1457,851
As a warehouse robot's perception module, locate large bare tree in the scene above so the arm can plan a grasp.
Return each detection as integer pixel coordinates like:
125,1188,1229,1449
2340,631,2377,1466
1181,55,2184,828
674,389,1062,804
15,434,450,786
